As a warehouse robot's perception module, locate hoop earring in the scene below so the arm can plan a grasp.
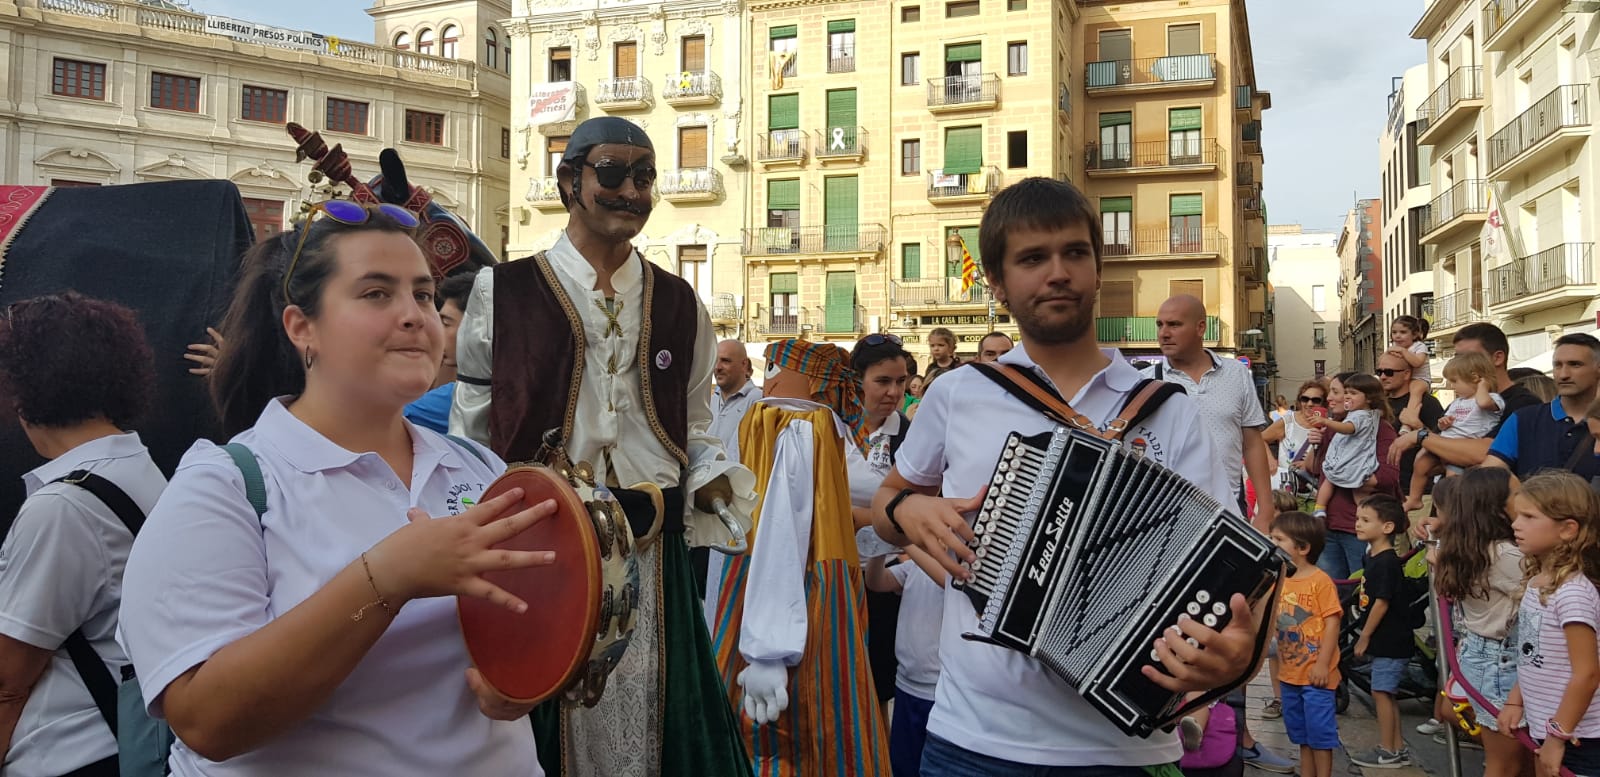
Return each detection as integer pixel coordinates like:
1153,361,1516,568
304,348,315,371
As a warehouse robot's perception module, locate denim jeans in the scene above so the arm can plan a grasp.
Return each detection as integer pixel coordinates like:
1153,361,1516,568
1316,530,1367,580
920,734,1153,777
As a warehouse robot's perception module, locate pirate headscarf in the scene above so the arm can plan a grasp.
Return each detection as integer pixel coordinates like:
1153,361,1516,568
764,339,869,453
558,117,655,208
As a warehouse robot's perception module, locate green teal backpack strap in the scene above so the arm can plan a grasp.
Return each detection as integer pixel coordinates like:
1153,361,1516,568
444,434,490,467
222,443,268,519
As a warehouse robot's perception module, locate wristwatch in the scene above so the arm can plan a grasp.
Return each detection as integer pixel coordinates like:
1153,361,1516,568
1415,429,1429,445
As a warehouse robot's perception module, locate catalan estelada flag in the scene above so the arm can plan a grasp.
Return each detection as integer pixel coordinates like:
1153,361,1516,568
957,232,979,295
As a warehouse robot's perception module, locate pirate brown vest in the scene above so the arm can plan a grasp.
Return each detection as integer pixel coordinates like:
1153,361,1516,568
488,252,697,468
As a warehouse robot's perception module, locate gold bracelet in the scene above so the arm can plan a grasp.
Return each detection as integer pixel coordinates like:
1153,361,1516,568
351,552,396,622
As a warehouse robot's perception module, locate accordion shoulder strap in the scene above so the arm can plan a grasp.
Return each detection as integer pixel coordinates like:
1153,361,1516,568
970,363,1185,441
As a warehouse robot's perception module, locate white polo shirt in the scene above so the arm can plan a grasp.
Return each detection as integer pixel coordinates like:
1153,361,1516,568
1142,351,1267,499
119,399,542,777
896,345,1231,766
710,379,761,464
0,432,165,777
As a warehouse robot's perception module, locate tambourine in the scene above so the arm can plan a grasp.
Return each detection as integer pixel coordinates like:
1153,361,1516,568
457,464,639,707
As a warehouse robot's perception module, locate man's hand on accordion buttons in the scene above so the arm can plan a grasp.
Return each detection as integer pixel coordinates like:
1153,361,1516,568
896,491,985,582
738,659,790,725
1142,592,1263,693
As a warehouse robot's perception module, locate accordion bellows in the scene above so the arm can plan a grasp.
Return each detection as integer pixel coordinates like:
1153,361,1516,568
956,426,1286,737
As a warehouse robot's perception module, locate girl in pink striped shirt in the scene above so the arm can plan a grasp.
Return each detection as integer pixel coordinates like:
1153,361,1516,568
1498,472,1600,777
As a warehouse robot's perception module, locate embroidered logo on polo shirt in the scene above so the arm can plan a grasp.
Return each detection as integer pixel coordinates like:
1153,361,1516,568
654,349,672,370
446,481,487,516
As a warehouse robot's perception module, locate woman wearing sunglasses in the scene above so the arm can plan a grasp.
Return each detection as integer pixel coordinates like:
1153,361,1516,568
1263,379,1330,499
119,201,557,776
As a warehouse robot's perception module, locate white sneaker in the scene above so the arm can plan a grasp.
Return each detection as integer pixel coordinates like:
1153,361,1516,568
1416,718,1442,735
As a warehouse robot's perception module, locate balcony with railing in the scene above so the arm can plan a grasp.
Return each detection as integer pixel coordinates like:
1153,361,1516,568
1431,287,1485,332
1485,243,1596,314
742,224,888,257
526,176,565,211
1084,139,1223,176
1487,84,1589,177
761,309,804,336
926,74,1000,112
1242,120,1262,153
757,130,809,166
39,0,483,81
1484,0,1560,52
1104,226,1227,261
1235,84,1255,114
1235,161,1256,189
659,167,723,203
663,70,722,106
927,167,1001,203
890,278,993,308
819,305,867,335
1239,245,1268,283
814,126,867,162
1419,179,1489,244
1097,316,1221,347
1416,67,1484,145
1086,54,1217,93
708,293,742,325
828,52,856,74
1241,187,1264,219
595,76,652,111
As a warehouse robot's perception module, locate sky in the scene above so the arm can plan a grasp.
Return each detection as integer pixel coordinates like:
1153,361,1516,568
195,0,1426,234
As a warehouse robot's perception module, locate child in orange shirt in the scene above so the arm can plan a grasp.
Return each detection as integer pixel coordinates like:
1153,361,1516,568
1271,511,1344,777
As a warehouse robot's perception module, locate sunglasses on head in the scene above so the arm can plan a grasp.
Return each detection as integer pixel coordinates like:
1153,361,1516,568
581,159,657,191
1375,368,1404,377
1299,395,1325,405
283,200,420,305
860,333,903,347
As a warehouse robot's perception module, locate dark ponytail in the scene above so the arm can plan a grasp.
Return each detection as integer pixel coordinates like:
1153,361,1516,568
209,206,420,437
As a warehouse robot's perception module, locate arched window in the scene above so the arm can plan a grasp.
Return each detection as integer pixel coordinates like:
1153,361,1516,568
417,28,434,56
441,25,459,59
485,27,498,68
394,31,410,51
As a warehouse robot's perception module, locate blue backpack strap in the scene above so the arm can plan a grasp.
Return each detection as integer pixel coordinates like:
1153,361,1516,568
444,434,490,467
222,443,268,519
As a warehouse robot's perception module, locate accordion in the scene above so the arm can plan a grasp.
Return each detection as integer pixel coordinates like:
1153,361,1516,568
955,426,1286,737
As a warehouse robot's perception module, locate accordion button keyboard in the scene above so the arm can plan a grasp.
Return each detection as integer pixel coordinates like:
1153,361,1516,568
1203,614,1219,628
1195,590,1212,604
1185,602,1201,616
1212,602,1227,617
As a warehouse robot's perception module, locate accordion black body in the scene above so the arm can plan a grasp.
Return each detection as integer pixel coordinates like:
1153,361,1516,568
955,426,1286,737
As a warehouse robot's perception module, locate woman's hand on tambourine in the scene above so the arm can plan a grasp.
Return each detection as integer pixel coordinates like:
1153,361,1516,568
367,487,558,613
465,667,539,720
894,491,985,582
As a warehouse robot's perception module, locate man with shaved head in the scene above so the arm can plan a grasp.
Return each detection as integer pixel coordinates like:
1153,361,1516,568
710,338,758,464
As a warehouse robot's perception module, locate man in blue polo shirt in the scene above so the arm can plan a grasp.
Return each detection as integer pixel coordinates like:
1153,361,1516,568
1485,333,1600,479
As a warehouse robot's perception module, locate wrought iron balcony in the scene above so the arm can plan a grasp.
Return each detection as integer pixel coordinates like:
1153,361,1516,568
927,167,1001,202
1084,139,1222,174
1431,287,1485,331
1419,179,1489,241
926,74,1000,111
814,126,867,161
762,311,803,336
757,130,809,164
828,52,856,74
1485,0,1559,52
1487,84,1588,176
1242,187,1263,218
890,278,993,307
742,224,888,256
708,293,741,324
1086,54,1217,91
1103,226,1227,260
1416,66,1483,144
1236,161,1255,187
594,76,652,110
1097,315,1219,345
526,176,564,210
1486,243,1596,310
658,167,723,203
663,70,722,105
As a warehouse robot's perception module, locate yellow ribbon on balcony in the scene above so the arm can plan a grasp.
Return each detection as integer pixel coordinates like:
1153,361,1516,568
680,71,693,90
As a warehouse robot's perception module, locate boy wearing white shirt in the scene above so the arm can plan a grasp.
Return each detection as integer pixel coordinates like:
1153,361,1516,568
871,178,1266,775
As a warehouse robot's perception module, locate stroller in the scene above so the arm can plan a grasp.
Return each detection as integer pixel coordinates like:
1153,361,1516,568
1331,544,1438,713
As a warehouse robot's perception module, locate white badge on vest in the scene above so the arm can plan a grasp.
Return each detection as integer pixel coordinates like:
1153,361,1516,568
654,349,672,370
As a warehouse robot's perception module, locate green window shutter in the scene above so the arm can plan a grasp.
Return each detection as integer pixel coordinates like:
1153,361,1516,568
824,176,859,251
902,244,921,280
770,25,797,40
770,272,799,294
826,89,857,128
1168,107,1202,131
945,42,982,63
825,270,857,332
1099,111,1131,128
768,93,799,131
943,126,982,175
1100,196,1133,214
827,19,855,33
1170,193,1204,217
768,178,800,210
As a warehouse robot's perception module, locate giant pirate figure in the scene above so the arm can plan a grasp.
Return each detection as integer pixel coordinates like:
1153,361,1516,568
452,117,755,776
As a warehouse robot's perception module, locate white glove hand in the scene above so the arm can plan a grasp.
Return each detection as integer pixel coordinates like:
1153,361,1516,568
737,659,790,725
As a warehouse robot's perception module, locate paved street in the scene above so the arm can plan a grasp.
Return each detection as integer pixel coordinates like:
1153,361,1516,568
1243,667,1485,777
